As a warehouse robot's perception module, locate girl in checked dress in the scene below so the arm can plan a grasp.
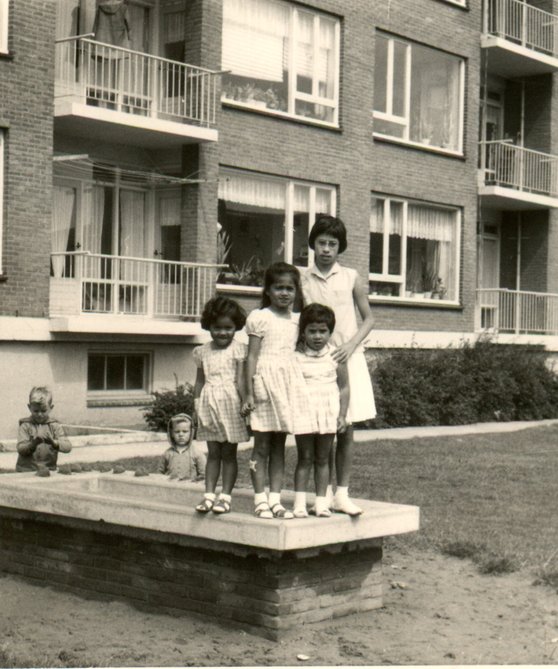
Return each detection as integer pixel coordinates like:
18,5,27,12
193,296,249,514
243,262,315,519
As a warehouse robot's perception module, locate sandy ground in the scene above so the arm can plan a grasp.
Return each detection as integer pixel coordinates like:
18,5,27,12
0,543,557,667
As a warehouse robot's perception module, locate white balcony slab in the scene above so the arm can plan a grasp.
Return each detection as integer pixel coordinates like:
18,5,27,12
481,35,558,77
49,315,204,336
55,101,217,148
0,472,419,552
479,185,558,210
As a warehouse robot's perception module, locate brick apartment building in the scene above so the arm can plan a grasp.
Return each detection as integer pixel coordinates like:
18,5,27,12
0,0,557,437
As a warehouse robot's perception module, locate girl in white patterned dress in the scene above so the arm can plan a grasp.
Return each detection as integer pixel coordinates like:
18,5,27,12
193,296,249,515
243,262,315,519
293,303,349,518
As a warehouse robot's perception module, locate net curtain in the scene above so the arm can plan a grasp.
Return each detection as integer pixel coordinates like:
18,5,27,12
52,186,76,278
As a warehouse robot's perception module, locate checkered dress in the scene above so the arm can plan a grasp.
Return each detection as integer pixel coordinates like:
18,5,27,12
246,308,315,434
193,339,250,443
295,344,340,435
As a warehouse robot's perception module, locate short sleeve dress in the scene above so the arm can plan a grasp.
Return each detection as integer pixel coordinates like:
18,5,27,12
301,263,376,424
193,339,250,443
246,308,315,435
295,343,340,435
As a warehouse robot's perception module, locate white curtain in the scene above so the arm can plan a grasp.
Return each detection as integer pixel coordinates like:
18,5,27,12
294,185,310,212
82,185,105,279
56,0,80,38
316,188,332,214
219,173,286,210
222,0,288,82
296,11,334,86
52,186,76,277
120,190,146,257
370,199,403,235
407,203,455,242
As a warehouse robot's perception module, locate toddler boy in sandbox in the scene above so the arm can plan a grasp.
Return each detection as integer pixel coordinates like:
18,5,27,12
16,386,72,472
158,413,206,481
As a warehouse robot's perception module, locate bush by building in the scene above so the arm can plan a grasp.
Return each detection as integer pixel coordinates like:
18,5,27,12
143,381,195,432
370,341,558,428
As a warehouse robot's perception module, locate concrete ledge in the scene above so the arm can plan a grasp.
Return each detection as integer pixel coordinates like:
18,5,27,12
0,472,419,553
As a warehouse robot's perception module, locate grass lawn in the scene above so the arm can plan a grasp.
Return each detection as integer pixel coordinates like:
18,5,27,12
17,423,558,585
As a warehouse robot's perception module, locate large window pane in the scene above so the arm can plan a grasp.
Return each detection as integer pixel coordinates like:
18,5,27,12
218,171,334,286
370,195,458,302
373,35,388,113
373,33,463,152
409,45,461,150
222,0,338,124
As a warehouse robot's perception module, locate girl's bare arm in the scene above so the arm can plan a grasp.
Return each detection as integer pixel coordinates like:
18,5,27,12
336,360,350,432
243,335,262,413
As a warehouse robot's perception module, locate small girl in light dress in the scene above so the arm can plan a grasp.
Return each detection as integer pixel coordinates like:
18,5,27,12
293,303,349,518
193,296,249,515
243,262,315,519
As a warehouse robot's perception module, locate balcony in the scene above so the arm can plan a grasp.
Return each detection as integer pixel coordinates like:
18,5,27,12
478,141,558,209
54,37,220,148
482,0,558,76
49,252,223,335
476,288,558,335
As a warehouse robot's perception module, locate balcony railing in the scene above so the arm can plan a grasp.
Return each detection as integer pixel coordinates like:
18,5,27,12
477,288,558,335
50,252,224,319
484,0,558,58
480,140,558,199
55,36,219,127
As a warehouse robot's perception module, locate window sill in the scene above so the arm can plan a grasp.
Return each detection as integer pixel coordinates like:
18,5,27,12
373,132,465,159
222,100,341,132
369,295,462,309
437,0,468,8
87,394,152,408
0,51,14,61
217,283,262,296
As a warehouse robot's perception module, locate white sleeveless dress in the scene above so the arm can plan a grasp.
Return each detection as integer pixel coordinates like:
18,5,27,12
301,263,376,423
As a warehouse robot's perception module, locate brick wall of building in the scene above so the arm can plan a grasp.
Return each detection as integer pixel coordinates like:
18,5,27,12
212,0,481,333
0,1,55,317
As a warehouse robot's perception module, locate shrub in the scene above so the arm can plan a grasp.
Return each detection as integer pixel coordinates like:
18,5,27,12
370,340,558,428
142,379,194,432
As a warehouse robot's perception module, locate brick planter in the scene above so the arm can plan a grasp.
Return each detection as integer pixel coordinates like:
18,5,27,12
0,472,418,639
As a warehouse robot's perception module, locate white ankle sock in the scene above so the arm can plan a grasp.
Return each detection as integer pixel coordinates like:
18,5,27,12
204,492,216,501
219,493,231,503
294,492,306,510
335,486,349,500
254,492,267,506
315,496,329,515
268,492,281,508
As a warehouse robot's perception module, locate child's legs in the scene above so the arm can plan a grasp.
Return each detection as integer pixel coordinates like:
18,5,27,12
314,434,335,496
205,441,222,494
268,432,287,494
220,442,238,495
294,434,315,493
250,431,271,494
335,425,354,487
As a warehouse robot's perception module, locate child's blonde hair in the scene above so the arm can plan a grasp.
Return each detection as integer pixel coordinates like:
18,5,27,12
28,386,53,406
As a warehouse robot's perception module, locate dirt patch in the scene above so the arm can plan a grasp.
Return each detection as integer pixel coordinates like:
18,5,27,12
0,546,556,667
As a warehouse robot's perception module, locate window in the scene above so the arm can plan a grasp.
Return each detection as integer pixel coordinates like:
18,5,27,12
222,0,340,125
373,33,465,153
218,170,336,287
87,353,150,394
442,0,466,6
0,0,8,54
369,195,460,303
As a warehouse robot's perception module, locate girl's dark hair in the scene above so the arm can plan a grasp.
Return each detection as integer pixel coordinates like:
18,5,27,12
261,262,302,310
299,303,336,335
200,296,247,331
308,215,347,254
